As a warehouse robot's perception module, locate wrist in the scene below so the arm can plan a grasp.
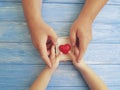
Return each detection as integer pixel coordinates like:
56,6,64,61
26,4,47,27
44,66,56,74
79,64,89,73
27,18,45,31
77,15,93,25
77,62,87,71
25,12,43,23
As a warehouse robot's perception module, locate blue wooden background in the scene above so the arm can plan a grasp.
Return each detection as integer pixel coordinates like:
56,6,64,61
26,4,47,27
0,0,120,90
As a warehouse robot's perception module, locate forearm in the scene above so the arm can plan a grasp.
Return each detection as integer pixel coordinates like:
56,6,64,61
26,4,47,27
78,64,108,90
78,0,108,22
30,67,54,90
22,0,43,30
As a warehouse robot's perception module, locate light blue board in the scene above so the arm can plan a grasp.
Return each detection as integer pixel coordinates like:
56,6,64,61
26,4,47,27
0,43,120,65
0,0,120,90
0,2,120,23
0,65,120,87
0,0,120,4
0,22,120,43
0,86,89,90
1,86,120,90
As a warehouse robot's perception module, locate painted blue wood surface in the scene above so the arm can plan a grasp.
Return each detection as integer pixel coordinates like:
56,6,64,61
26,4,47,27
0,65,120,86
0,2,120,23
0,0,120,4
0,0,120,90
1,86,120,90
0,43,120,65
0,22,120,43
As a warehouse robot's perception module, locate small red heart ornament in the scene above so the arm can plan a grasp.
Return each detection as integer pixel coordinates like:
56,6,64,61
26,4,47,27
59,44,71,54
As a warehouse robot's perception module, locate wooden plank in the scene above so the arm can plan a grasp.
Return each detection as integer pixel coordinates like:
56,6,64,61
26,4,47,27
0,87,29,90
0,86,89,90
0,43,119,64
0,3,120,23
0,22,120,43
0,0,120,4
0,65,120,87
0,22,30,42
0,86,120,90
48,86,120,90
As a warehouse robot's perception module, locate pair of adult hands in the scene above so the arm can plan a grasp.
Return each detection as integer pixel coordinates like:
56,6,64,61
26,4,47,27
30,18,92,67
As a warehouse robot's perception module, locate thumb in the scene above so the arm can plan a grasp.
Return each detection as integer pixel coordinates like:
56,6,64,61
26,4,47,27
70,29,76,46
38,36,52,68
77,39,86,63
39,47,52,68
48,29,58,45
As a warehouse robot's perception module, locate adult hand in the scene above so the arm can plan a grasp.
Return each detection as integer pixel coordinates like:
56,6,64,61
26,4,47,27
68,47,85,69
70,17,92,62
29,20,57,67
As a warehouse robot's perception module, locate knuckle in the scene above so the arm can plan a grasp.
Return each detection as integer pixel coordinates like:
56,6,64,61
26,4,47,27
41,54,47,60
33,43,38,49
33,42,40,51
38,48,46,58
80,47,86,52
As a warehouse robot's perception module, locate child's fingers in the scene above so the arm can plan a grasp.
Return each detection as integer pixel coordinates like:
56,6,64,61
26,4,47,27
56,52,62,62
68,51,76,62
50,45,55,60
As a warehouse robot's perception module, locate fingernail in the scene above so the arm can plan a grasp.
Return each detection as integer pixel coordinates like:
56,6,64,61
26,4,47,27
60,52,63,55
68,51,70,53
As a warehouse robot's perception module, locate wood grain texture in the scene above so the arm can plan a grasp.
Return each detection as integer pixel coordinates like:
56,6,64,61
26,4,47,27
0,43,119,65
0,22,120,43
0,65,120,87
1,86,120,90
0,86,89,90
0,0,120,4
0,2,120,23
0,0,120,90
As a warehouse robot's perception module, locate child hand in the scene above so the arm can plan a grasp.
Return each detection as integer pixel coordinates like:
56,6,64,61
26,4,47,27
68,46,85,69
47,45,62,71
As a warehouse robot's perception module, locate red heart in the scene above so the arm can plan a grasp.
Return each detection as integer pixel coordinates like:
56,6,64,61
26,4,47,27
59,44,71,54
